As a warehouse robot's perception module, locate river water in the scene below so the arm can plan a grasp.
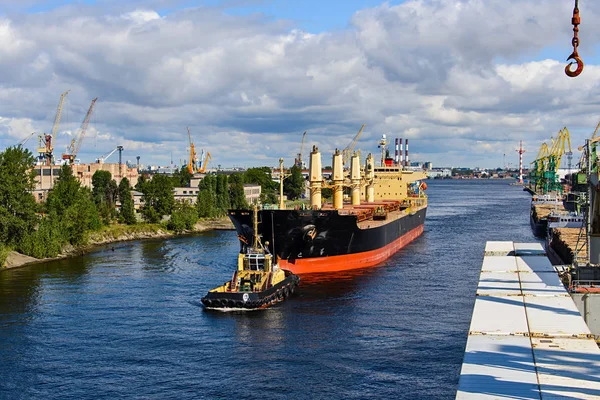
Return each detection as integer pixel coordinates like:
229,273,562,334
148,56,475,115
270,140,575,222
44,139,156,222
0,180,537,399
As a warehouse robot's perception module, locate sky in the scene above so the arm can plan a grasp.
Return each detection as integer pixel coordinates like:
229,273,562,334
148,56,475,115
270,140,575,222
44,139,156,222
1,0,600,170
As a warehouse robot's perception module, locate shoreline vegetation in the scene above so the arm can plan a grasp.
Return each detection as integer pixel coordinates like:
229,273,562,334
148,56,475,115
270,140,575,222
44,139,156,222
1,146,309,272
3,217,234,270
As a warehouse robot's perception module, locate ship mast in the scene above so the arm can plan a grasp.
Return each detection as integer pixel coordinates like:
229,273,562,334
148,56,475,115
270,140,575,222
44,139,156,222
378,134,388,166
252,204,260,249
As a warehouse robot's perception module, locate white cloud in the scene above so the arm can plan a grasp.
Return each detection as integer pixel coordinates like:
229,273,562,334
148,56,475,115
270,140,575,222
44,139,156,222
1,0,600,168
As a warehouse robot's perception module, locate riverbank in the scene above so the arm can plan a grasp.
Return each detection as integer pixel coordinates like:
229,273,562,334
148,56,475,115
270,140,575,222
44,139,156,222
2,217,234,271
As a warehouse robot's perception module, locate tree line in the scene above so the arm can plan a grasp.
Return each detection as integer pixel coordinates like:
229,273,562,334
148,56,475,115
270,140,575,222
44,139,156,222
0,146,308,265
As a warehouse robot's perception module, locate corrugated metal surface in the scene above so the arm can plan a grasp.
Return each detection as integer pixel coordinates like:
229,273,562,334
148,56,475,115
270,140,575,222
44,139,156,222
469,296,529,336
514,242,546,256
517,256,555,273
477,272,521,296
524,296,592,338
484,241,514,256
481,256,518,272
456,336,539,400
457,242,599,399
532,338,600,399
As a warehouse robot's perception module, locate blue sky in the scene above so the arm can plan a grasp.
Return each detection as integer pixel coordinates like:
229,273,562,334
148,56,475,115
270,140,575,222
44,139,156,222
19,0,406,32
1,0,600,168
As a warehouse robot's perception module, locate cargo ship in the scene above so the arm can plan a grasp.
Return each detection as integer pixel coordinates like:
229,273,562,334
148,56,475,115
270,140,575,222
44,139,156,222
229,135,428,274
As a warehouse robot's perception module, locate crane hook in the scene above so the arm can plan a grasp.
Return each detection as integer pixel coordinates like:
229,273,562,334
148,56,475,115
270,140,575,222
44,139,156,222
565,0,583,77
565,53,584,78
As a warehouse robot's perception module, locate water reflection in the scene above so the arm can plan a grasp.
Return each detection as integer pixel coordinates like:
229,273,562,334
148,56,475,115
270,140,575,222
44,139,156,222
0,256,91,325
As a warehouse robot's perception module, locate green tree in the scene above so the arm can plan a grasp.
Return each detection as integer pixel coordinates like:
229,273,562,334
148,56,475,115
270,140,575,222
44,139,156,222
229,173,248,209
0,146,37,246
18,216,65,258
244,167,278,203
0,243,9,267
172,166,192,187
45,165,101,247
215,174,230,216
92,170,118,224
118,177,136,225
283,165,305,200
140,174,174,222
46,165,81,217
167,201,198,232
118,177,130,204
63,188,101,245
196,175,217,218
135,174,149,192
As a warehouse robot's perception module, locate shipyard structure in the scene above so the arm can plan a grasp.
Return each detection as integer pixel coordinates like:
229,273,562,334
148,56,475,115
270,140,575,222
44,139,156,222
525,124,600,338
32,162,139,202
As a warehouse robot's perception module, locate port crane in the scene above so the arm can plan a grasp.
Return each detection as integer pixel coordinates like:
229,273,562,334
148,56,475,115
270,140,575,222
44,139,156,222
342,124,366,165
198,151,212,173
37,90,69,165
17,132,36,147
530,128,572,194
96,146,119,164
295,131,307,168
530,142,549,191
187,127,198,174
62,97,98,164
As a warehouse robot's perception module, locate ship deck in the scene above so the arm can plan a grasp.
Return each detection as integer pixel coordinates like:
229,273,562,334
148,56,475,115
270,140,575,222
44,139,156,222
319,199,426,229
456,241,600,399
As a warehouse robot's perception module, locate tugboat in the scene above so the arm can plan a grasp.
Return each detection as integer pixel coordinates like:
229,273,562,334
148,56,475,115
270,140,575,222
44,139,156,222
201,206,300,310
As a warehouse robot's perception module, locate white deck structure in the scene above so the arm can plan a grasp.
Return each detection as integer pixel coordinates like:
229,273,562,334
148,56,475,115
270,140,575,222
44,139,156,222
456,241,600,399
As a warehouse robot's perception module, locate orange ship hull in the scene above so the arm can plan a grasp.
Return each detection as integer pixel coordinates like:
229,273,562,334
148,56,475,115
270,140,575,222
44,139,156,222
278,224,424,274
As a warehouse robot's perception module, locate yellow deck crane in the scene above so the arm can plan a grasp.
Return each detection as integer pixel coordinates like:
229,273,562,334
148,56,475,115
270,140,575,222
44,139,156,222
530,141,549,191
295,131,307,168
187,127,198,174
198,151,212,173
578,121,600,152
342,124,366,165
62,97,98,164
38,90,69,165
552,127,572,170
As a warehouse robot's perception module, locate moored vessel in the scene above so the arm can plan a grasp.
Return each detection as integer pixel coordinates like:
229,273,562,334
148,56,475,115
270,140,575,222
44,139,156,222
228,135,428,274
201,207,300,310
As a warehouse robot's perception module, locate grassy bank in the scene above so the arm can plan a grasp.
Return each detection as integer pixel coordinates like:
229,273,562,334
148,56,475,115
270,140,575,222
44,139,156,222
2,217,234,270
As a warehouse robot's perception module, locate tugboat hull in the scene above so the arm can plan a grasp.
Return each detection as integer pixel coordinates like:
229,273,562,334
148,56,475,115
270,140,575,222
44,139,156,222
201,273,299,310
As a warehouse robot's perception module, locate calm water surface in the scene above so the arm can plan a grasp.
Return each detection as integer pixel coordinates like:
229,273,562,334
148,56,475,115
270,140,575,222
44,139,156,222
0,180,537,399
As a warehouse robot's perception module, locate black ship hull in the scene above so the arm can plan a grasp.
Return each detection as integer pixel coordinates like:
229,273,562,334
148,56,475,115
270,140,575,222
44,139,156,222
228,206,427,274
201,272,299,310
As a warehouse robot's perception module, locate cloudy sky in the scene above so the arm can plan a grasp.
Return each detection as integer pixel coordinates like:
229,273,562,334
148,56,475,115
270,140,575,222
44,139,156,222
1,0,600,169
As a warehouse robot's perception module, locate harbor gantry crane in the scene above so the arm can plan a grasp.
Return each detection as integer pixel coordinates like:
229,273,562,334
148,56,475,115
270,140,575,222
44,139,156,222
62,97,98,164
530,141,549,192
574,120,600,264
342,124,366,165
531,128,572,194
37,90,70,165
187,127,198,174
295,131,307,168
